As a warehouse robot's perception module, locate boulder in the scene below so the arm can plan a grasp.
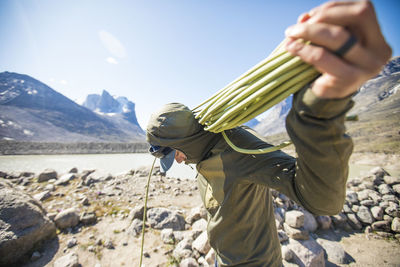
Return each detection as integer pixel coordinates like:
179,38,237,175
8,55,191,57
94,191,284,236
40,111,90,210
316,216,332,230
0,180,56,266
127,219,143,236
192,218,208,232
54,208,79,229
147,208,186,230
284,223,309,240
180,257,199,267
192,231,210,255
287,237,325,267
392,218,400,233
129,205,145,221
356,206,374,224
285,210,305,228
37,169,57,182
54,173,76,186
301,209,318,232
161,228,175,244
383,175,400,186
80,212,97,225
317,238,350,264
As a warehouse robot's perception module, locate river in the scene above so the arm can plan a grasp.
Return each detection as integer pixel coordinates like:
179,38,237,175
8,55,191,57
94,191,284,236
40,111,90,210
0,153,398,181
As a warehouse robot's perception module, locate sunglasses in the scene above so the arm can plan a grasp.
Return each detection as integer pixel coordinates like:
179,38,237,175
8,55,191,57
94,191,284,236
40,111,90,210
149,145,173,159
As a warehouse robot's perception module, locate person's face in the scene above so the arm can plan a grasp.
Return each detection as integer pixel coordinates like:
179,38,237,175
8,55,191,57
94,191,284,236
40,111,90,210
174,150,187,164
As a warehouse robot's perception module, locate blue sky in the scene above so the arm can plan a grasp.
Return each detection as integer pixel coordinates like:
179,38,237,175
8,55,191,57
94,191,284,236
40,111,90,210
1,0,399,129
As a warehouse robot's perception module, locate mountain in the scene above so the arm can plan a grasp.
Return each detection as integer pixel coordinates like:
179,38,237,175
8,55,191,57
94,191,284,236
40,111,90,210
82,90,141,127
0,72,144,142
253,57,400,141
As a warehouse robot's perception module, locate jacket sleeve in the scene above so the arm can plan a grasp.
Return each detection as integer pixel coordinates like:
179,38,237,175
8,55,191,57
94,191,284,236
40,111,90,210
284,87,354,215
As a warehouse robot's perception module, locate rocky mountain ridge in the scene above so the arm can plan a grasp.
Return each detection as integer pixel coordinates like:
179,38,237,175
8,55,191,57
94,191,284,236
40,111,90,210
0,72,144,142
253,57,400,137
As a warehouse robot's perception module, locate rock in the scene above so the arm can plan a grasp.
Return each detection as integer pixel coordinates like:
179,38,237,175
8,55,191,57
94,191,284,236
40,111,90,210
346,191,359,204
55,173,76,186
0,180,56,266
284,223,309,240
104,240,114,249
331,213,347,228
357,206,374,224
147,208,186,231
205,248,215,266
316,216,332,230
370,167,389,179
343,204,352,214
33,190,52,201
173,238,193,259
192,231,210,255
392,218,400,233
285,210,305,228
378,184,393,195
45,183,56,191
301,209,318,232
351,205,360,213
69,167,78,173
80,212,97,225
346,213,362,230
161,228,175,244
37,169,58,182
53,252,79,267
81,197,90,206
180,257,199,267
282,245,293,261
288,238,325,267
186,206,205,225
54,208,80,229
127,218,143,236
393,184,400,194
360,200,375,207
383,175,400,186
317,239,349,264
67,237,78,248
192,218,208,232
357,189,372,201
129,205,145,221
371,221,391,232
370,206,384,221
382,194,398,202
385,206,400,218
278,229,289,243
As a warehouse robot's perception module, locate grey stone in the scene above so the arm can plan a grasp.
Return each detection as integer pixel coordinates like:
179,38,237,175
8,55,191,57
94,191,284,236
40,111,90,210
186,206,206,225
369,191,382,203
331,213,347,228
0,180,56,266
285,210,305,228
351,205,360,213
357,206,374,224
316,216,331,230
385,206,400,218
383,175,400,186
288,238,325,267
173,238,193,259
370,167,389,179
301,209,318,233
129,205,144,221
67,237,77,248
282,245,294,261
192,231,210,254
357,189,372,201
205,249,216,266
370,206,384,220
346,191,359,204
378,184,393,195
37,169,57,182
360,200,375,207
80,212,97,225
284,223,309,240
179,257,199,267
346,213,362,230
161,228,175,244
379,201,391,209
278,230,289,243
55,173,76,186
383,215,393,222
147,208,186,231
393,184,400,194
54,208,80,229
53,252,79,267
33,190,52,201
127,218,143,236
317,238,349,264
382,194,398,202
104,240,114,249
371,221,391,232
392,218,400,233
192,218,208,232
343,204,352,213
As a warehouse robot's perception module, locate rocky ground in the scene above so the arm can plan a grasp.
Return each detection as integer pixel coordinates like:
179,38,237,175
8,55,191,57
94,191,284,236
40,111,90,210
1,157,400,267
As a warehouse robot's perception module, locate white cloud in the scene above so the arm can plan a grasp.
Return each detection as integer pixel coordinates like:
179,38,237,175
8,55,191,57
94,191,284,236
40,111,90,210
60,80,67,85
106,57,118,64
99,30,127,58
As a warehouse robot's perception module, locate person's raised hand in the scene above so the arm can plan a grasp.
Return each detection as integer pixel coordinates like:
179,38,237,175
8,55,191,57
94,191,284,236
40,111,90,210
284,0,392,99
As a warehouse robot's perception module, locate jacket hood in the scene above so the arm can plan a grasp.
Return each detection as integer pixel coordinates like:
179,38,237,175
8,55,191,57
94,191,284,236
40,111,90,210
146,103,220,164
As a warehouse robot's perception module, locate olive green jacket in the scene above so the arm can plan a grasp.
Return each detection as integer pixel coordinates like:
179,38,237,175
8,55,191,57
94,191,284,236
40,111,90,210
146,87,354,266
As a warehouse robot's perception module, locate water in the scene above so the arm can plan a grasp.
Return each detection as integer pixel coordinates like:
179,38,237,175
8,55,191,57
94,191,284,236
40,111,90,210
0,153,197,179
0,153,397,180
